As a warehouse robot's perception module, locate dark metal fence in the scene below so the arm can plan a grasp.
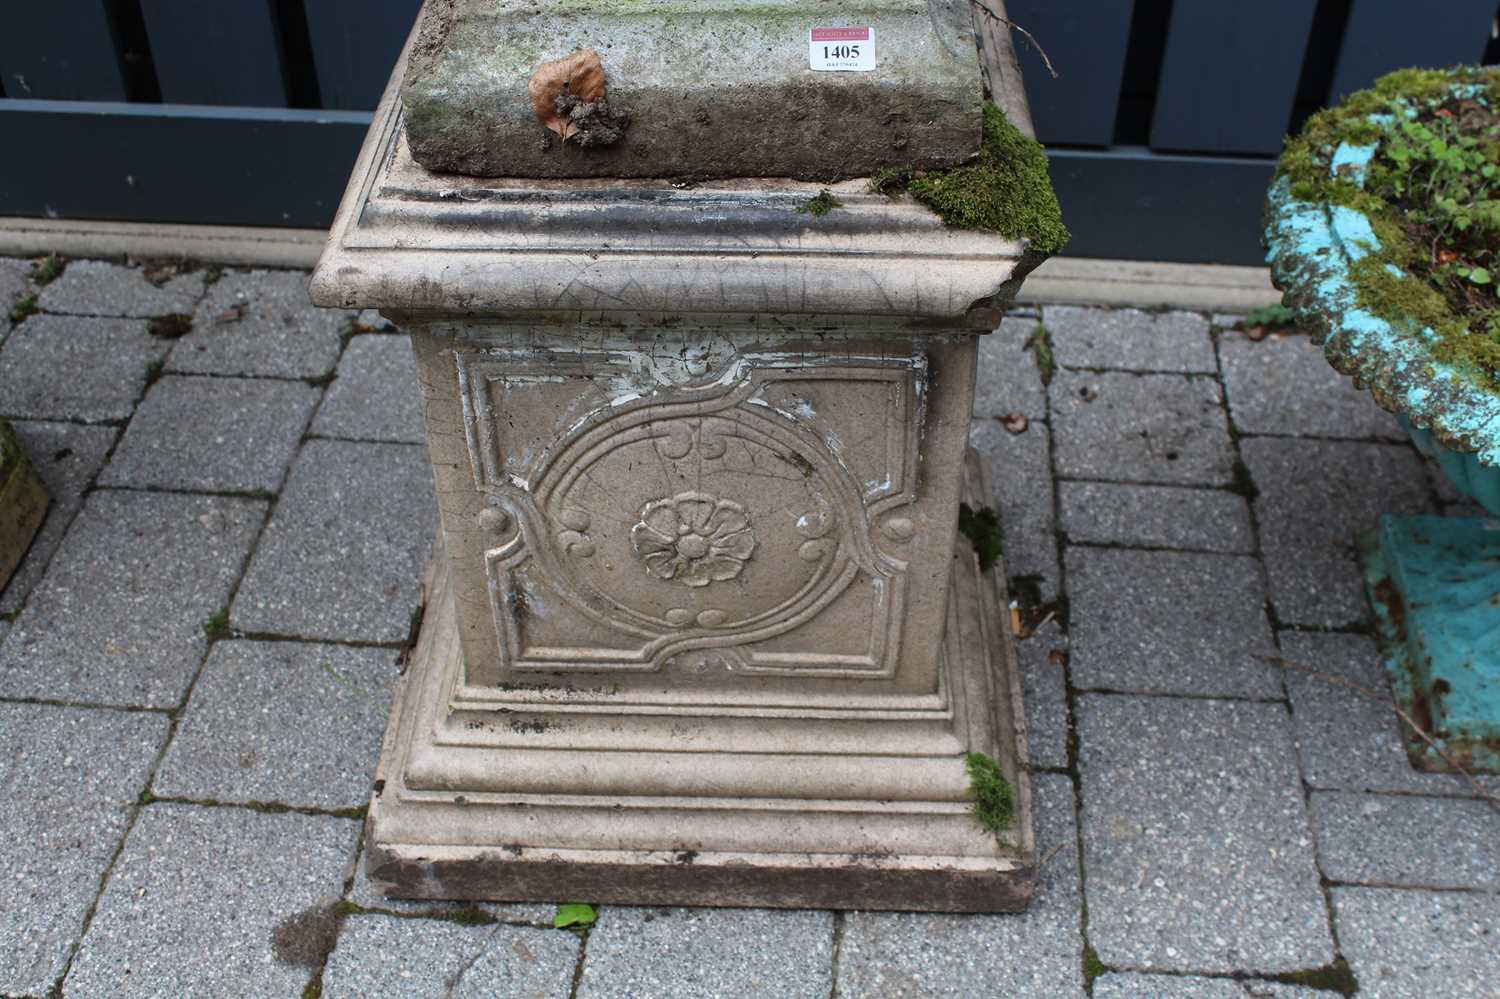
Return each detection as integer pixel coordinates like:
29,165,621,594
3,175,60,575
1,1,1496,264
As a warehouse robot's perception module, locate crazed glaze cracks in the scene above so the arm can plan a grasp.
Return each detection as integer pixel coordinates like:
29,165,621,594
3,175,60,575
631,491,757,587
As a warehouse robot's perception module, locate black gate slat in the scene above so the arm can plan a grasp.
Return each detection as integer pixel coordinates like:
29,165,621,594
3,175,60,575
1330,0,1496,101
139,0,289,106
0,2,127,100
1150,0,1319,156
0,100,370,227
999,0,1136,148
304,0,423,111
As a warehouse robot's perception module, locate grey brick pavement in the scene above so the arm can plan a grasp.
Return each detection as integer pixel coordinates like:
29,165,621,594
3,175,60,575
231,439,434,642
312,333,426,443
168,269,351,379
1067,547,1280,698
1220,330,1405,441
0,489,264,707
1051,370,1235,486
836,774,1084,999
63,803,358,999
0,703,167,996
323,915,580,999
1048,306,1217,374
37,259,205,318
152,640,399,810
2,260,1496,997
1077,695,1333,974
1332,888,1500,999
0,315,168,423
99,374,318,494
1242,437,1432,628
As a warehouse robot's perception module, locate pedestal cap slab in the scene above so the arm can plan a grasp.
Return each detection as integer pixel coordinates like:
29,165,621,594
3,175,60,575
401,0,984,179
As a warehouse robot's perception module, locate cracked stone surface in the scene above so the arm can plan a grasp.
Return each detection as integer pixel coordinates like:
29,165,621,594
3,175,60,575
0,490,265,707
322,914,580,999
1051,370,1234,486
836,774,1084,998
0,419,117,615
0,315,167,423
99,374,319,494
64,804,358,999
37,259,205,318
152,640,399,810
578,906,833,999
1047,306,1217,373
0,703,168,997
1077,694,1332,974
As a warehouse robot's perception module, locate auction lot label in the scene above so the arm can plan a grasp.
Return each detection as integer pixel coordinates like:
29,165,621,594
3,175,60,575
809,27,876,72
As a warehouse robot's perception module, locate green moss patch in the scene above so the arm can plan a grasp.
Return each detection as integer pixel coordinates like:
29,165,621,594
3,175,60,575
796,189,843,216
957,502,1003,573
964,752,1015,835
873,103,1069,253
1276,66,1500,392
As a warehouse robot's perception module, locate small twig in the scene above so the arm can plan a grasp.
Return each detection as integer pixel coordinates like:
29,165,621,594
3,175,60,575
1038,841,1068,869
1258,654,1500,815
972,2,1059,79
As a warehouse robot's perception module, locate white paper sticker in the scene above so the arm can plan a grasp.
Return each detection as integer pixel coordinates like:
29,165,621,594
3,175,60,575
809,27,876,72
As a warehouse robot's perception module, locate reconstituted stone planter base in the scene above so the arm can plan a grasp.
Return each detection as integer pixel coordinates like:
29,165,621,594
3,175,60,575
1361,515,1500,774
365,449,1035,912
0,421,48,590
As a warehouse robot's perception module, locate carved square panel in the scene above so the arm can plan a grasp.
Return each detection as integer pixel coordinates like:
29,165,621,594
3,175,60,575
454,330,931,679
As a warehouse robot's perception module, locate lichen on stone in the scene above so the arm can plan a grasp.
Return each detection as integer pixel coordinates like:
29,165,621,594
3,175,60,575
871,103,1069,254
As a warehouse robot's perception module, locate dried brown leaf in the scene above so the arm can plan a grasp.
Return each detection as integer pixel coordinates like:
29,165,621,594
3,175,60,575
529,49,607,141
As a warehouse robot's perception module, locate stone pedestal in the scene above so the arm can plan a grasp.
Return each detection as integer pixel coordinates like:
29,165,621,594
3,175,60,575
312,0,1050,911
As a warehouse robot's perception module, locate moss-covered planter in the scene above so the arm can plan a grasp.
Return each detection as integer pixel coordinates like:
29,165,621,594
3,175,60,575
1265,68,1500,514
1266,69,1500,775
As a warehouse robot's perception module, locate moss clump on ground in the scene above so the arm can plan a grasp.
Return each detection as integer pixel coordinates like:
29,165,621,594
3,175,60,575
1275,66,1500,392
32,255,64,286
873,103,1069,253
957,502,1002,573
796,189,843,216
8,294,38,325
963,751,1015,834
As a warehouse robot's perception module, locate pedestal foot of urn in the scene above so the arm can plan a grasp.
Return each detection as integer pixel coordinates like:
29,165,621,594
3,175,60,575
1361,515,1500,774
365,448,1036,912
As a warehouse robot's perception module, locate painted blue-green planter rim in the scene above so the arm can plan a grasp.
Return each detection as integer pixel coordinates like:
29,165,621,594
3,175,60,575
1264,80,1500,498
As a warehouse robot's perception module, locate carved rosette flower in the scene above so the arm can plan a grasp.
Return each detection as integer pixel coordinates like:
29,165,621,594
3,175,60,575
631,492,756,587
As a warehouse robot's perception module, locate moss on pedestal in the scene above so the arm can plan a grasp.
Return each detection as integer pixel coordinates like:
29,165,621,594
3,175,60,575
872,103,1069,254
964,751,1015,834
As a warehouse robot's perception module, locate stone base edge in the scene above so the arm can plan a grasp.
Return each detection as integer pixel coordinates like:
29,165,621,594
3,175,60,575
363,445,1035,910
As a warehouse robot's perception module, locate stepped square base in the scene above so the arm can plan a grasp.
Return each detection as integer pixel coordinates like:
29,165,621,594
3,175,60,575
365,450,1036,912
1361,515,1500,774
